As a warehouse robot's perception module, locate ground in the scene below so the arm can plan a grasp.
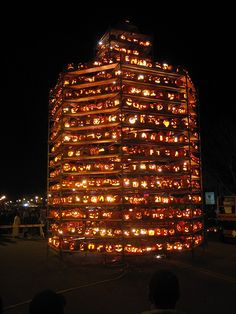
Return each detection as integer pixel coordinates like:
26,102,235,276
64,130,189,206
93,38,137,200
0,234,236,314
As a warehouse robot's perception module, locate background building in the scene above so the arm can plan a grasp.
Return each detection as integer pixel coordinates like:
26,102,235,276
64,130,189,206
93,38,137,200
48,21,203,256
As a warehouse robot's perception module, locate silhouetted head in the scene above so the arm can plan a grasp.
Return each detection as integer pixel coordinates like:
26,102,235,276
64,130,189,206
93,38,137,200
29,289,66,314
148,269,180,309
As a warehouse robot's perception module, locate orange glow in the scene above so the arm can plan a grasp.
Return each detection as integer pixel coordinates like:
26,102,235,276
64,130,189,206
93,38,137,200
48,22,203,255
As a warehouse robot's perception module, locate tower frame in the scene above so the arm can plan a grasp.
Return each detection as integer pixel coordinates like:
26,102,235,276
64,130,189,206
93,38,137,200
47,23,204,256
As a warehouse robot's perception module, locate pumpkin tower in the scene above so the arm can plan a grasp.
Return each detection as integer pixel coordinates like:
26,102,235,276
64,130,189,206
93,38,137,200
48,21,204,256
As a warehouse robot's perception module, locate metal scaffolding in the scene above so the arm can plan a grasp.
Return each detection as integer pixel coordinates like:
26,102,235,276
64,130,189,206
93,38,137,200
47,21,204,257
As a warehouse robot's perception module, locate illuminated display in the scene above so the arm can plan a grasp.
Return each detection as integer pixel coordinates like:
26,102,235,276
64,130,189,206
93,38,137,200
48,21,203,255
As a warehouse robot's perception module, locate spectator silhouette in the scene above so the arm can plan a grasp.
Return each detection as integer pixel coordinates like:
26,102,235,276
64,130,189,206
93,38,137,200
12,212,21,238
29,289,66,314
142,269,184,314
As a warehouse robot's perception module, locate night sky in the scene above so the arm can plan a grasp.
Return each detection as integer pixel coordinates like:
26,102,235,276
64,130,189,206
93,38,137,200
3,4,235,199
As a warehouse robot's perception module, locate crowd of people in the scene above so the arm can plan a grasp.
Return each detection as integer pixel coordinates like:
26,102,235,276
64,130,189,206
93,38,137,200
0,208,43,225
0,207,46,238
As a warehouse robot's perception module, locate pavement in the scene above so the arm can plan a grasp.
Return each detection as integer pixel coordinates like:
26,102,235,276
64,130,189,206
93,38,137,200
0,233,236,314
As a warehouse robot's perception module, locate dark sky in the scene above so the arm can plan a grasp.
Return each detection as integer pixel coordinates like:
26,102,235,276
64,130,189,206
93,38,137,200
3,4,235,199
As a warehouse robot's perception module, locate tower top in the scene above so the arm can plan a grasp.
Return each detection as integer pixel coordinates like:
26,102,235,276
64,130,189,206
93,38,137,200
96,20,152,60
